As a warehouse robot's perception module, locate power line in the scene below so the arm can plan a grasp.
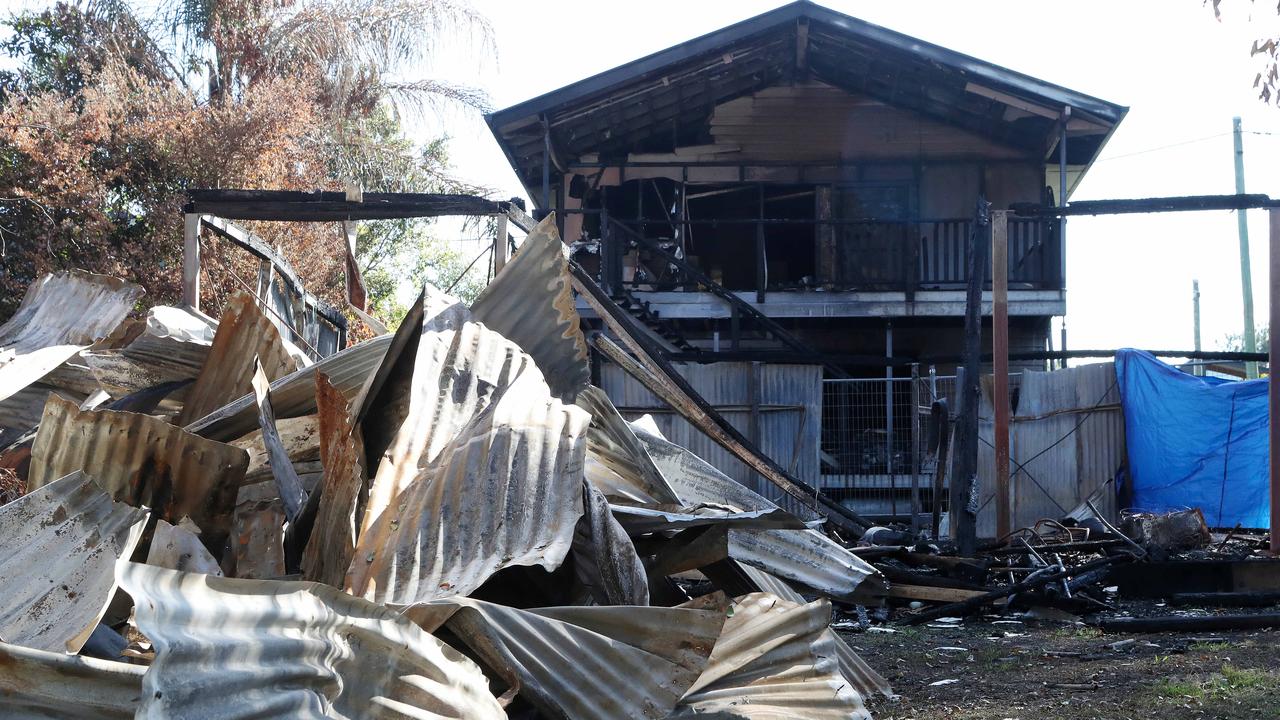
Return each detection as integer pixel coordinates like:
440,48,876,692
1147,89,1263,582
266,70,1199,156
1095,132,1232,162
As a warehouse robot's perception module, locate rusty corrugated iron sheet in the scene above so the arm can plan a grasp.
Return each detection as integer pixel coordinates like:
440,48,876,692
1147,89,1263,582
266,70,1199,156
0,640,144,718
633,425,878,598
230,482,285,579
0,271,142,406
28,395,249,547
671,593,871,719
302,371,365,587
357,321,537,541
186,333,392,442
229,415,319,477
400,598,725,720
117,563,506,719
348,366,591,604
471,214,590,402
0,471,148,653
177,291,304,426
609,504,806,534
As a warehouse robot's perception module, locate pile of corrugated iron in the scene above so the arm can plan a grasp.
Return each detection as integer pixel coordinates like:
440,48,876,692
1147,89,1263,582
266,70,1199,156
0,217,892,719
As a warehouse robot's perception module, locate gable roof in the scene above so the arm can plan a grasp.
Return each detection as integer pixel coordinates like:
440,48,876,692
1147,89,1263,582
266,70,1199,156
488,1,1126,198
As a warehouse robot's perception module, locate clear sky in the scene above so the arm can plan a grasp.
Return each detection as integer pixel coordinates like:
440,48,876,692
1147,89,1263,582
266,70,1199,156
416,0,1280,353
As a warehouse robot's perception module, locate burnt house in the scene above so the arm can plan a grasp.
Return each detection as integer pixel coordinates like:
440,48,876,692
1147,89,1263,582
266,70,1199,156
487,1,1126,517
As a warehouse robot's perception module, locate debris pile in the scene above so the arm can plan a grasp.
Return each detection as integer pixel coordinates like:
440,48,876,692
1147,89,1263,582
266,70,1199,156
851,506,1280,636
0,216,891,719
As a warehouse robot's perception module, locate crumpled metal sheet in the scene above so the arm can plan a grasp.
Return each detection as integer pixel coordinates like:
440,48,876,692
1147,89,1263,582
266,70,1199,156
471,214,590,403
117,563,506,719
573,479,649,605
634,425,877,599
0,383,81,432
249,361,307,521
400,597,725,720
610,504,808,535
230,414,319,477
146,518,223,576
177,291,305,426
358,321,538,541
0,271,142,405
0,471,148,653
0,639,144,719
28,394,249,548
186,333,392,442
670,593,871,720
348,365,591,604
577,385,680,505
302,371,365,587
230,481,286,579
734,564,893,700
82,305,215,404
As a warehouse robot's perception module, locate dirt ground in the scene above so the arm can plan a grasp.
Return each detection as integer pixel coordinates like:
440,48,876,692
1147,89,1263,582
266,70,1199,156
845,617,1280,720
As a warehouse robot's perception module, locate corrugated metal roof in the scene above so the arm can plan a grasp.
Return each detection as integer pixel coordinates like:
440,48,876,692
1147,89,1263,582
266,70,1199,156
734,564,893,699
177,291,305,426
301,371,365,587
0,471,148,653
146,518,223,576
573,480,649,605
399,598,725,719
633,426,878,598
82,305,214,404
577,385,680,504
601,361,823,517
470,215,590,402
348,365,591,604
671,593,871,719
0,640,144,719
117,563,506,719
609,504,806,534
184,333,393,442
28,394,249,548
358,321,537,541
0,271,142,405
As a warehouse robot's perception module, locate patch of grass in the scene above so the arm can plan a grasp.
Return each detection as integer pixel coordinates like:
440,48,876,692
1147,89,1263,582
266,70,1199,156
1152,664,1277,705
1189,641,1231,653
1049,625,1102,640
1154,678,1204,700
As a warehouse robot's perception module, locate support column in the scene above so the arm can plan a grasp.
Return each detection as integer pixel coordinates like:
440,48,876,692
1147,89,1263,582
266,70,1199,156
886,322,895,520
183,213,201,310
1269,208,1279,553
992,209,1011,539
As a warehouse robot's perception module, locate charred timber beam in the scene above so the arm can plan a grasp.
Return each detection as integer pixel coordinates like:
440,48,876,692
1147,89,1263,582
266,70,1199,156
1012,193,1278,217
185,189,502,221
1099,613,1280,633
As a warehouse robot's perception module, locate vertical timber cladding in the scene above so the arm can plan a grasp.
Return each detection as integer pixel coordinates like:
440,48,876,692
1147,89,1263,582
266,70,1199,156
600,361,822,508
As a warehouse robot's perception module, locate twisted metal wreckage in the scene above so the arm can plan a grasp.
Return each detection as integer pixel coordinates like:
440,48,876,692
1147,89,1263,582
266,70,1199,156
0,214,893,719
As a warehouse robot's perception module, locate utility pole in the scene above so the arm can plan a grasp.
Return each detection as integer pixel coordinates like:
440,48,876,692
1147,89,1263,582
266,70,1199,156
1233,117,1258,378
1193,279,1203,377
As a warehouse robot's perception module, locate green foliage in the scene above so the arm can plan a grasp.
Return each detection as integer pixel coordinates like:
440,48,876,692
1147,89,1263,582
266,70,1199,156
1220,325,1269,352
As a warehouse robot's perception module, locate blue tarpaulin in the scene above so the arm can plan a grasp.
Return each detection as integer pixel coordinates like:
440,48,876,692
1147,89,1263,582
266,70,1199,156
1115,349,1269,528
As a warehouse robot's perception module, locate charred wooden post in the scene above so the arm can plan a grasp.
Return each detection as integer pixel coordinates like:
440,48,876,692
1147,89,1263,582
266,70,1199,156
951,199,990,555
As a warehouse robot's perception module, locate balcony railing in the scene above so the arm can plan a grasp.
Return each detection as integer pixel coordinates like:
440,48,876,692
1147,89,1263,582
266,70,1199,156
597,216,1061,296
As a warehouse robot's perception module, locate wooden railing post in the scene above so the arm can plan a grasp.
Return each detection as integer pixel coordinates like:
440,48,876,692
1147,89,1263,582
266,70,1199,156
992,209,1011,540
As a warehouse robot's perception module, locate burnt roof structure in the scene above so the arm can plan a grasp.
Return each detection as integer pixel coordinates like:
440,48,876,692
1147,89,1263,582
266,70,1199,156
488,0,1126,200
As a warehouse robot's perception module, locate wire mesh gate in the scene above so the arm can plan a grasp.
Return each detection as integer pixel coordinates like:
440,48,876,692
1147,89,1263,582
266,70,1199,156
820,371,957,523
